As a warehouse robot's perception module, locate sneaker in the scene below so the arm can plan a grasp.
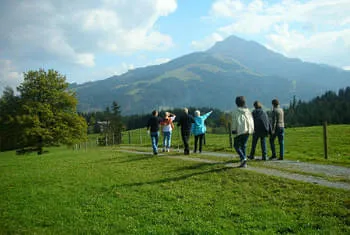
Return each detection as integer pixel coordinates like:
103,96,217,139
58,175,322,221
154,152,158,155
239,160,247,168
262,157,267,161
269,156,277,160
278,157,284,160
248,155,255,160
166,148,170,152
162,148,165,152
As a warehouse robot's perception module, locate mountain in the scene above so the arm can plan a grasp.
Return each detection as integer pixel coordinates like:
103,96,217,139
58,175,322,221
71,35,350,115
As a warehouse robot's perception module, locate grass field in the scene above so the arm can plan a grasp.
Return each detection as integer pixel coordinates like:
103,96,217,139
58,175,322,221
122,124,350,166
1,143,350,234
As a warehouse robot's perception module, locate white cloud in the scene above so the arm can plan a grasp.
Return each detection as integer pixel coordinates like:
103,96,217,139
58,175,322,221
343,66,350,70
0,0,176,68
210,0,244,18
76,0,176,54
204,0,350,68
0,60,23,94
153,58,171,65
191,33,224,50
266,26,350,67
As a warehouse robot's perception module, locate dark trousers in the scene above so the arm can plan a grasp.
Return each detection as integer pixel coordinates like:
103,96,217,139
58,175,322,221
181,131,191,154
250,134,267,159
270,127,284,158
194,134,205,153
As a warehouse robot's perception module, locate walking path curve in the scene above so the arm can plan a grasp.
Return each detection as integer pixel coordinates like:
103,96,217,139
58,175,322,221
116,147,350,191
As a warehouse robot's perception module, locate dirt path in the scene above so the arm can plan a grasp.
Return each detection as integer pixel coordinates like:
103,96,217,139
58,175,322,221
116,147,350,191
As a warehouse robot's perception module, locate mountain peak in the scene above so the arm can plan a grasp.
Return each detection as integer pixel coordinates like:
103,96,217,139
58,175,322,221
208,35,273,58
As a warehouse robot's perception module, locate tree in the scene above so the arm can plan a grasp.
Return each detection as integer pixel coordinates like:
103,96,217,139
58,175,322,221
0,87,23,151
98,101,123,145
16,69,87,153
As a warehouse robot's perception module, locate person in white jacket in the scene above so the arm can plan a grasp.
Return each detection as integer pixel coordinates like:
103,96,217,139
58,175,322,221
231,96,254,168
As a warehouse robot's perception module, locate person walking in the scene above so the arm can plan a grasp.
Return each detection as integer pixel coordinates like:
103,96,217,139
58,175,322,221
146,110,162,155
192,110,213,153
248,101,270,161
269,99,285,160
160,112,176,152
231,96,254,168
177,108,195,155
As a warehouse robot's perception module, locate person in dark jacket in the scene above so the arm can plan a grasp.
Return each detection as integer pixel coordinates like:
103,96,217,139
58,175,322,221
177,108,195,155
146,110,162,155
248,101,270,160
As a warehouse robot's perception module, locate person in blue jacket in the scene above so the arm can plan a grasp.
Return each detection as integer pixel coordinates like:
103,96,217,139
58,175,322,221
191,110,213,153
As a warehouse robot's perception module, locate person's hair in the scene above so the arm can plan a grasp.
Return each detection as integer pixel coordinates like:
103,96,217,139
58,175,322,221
194,110,200,117
235,96,246,107
272,99,279,107
183,108,188,114
152,110,157,116
254,101,262,109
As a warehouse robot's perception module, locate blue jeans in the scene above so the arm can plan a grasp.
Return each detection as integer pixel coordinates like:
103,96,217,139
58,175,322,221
270,127,284,158
163,131,172,149
250,134,267,158
234,134,249,161
150,132,159,153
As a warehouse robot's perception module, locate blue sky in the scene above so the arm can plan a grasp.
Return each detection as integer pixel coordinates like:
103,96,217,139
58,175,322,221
1,0,349,93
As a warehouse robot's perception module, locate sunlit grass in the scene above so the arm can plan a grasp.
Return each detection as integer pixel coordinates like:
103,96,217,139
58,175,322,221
0,146,349,234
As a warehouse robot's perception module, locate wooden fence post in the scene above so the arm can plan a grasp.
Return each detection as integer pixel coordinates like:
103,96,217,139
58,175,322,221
228,122,233,148
323,121,328,159
139,129,142,144
128,132,131,144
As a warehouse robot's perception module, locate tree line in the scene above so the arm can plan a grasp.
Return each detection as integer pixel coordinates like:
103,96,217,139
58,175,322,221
284,87,350,127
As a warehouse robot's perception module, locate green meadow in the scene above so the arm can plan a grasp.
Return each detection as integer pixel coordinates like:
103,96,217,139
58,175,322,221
0,125,349,234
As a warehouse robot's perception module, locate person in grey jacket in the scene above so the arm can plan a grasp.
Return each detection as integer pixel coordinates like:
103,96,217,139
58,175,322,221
248,101,270,160
232,96,254,168
269,99,285,160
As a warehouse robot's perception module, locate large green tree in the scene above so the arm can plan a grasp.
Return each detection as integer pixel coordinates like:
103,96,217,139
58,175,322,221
15,69,87,152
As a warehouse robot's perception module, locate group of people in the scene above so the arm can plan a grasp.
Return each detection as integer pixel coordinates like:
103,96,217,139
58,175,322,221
146,108,213,155
231,96,284,168
146,96,284,168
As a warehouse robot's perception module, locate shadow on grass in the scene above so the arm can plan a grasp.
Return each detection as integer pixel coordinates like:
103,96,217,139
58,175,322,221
91,155,154,164
170,161,230,172
113,166,231,188
89,156,121,164
118,155,154,163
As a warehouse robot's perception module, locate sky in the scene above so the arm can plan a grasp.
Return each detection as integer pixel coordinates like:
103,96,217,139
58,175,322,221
0,0,349,93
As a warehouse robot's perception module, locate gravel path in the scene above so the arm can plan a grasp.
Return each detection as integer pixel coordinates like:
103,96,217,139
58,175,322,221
116,147,350,191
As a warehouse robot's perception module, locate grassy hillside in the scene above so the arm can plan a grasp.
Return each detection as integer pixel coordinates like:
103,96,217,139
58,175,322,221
1,146,349,234
1,125,349,233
